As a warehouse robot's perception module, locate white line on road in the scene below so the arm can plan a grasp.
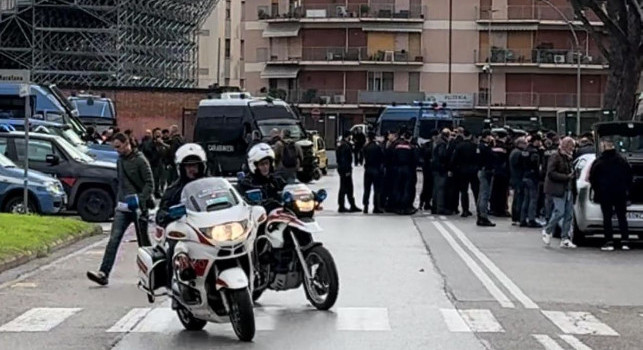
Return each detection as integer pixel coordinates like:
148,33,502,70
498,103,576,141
0,238,109,290
439,216,447,220
337,307,391,331
106,308,151,333
559,335,594,350
533,334,566,350
130,308,178,333
542,311,619,336
440,309,471,332
443,221,539,309
0,308,81,332
458,309,504,333
432,221,515,308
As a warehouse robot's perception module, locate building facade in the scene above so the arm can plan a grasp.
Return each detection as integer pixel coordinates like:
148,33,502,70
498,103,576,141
238,0,607,136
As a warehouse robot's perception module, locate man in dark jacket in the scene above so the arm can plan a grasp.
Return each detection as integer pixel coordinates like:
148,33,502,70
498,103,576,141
167,125,184,184
520,134,543,228
542,137,576,248
383,130,400,212
575,133,596,159
87,133,154,286
142,128,169,198
445,129,463,213
589,138,633,251
362,131,384,214
419,130,437,211
392,130,418,215
490,130,510,217
432,129,452,215
353,129,366,166
509,136,527,224
337,131,361,213
450,129,479,217
477,129,496,226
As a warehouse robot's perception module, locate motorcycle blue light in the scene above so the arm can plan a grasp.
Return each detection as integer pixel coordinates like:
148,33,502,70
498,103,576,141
315,189,327,202
282,191,294,204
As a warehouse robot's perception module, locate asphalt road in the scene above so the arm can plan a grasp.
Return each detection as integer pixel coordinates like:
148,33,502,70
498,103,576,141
0,166,642,350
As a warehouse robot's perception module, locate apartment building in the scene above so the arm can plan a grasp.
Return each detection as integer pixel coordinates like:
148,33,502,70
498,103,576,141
198,0,244,88
239,0,607,136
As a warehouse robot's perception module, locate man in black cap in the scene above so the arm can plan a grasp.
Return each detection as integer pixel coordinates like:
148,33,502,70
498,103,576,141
477,129,496,226
336,130,361,213
520,133,543,227
362,131,385,214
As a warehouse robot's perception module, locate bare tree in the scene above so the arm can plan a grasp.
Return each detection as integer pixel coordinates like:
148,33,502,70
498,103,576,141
570,0,643,120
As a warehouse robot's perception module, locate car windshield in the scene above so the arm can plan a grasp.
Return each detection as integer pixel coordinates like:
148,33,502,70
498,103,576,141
258,122,305,140
608,136,643,153
181,178,239,212
249,104,297,121
71,99,114,118
0,153,15,167
56,136,94,163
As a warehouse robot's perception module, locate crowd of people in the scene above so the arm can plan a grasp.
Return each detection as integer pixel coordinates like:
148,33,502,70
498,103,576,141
336,126,634,251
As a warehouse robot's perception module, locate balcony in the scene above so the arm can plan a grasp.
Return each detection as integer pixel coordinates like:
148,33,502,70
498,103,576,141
253,89,425,106
262,3,424,22
475,47,607,68
268,47,422,65
476,92,604,109
477,5,601,24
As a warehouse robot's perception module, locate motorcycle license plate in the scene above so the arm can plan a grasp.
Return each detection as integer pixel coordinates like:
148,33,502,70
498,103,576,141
626,212,643,220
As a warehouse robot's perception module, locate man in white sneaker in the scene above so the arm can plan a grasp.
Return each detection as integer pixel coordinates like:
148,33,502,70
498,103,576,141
542,137,576,248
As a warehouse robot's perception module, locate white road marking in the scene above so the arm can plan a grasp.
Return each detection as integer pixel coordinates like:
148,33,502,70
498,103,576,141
533,334,565,350
542,311,619,336
130,308,178,333
0,308,81,332
559,335,594,350
458,309,504,333
9,282,37,288
444,221,539,309
440,309,471,332
0,238,109,290
432,221,515,308
106,308,151,333
430,216,436,220
336,307,390,331
439,215,447,220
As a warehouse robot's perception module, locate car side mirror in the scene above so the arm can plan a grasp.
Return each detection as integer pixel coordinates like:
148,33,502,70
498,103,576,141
252,206,267,224
169,204,186,219
45,154,60,165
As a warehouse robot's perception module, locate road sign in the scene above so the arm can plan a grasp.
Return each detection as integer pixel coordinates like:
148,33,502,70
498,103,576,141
0,69,30,83
311,108,321,121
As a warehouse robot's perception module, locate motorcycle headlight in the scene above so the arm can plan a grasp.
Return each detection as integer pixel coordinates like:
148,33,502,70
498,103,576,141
202,220,249,243
295,199,315,213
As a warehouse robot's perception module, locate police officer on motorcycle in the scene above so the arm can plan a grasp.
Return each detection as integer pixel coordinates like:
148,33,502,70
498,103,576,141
156,143,208,287
238,142,287,207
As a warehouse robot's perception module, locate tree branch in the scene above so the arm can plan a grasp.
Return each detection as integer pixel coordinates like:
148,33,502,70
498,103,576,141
627,0,643,24
574,0,629,42
571,3,611,60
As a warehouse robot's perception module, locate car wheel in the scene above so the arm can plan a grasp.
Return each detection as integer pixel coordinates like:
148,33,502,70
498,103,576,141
572,217,586,246
77,188,113,222
3,196,38,214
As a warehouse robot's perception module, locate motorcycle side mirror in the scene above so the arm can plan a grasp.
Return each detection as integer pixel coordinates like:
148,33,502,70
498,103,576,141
169,204,186,219
237,171,246,182
315,189,327,203
282,191,294,204
252,206,267,224
245,189,263,204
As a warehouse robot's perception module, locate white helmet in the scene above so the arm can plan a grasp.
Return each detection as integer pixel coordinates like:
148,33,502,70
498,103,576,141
175,143,207,178
247,142,275,174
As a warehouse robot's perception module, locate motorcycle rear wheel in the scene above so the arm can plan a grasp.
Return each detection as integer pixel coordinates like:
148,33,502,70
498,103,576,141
303,245,339,310
176,305,207,331
228,289,255,341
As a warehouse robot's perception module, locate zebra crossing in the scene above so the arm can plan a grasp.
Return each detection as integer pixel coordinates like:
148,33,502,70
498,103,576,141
0,305,626,348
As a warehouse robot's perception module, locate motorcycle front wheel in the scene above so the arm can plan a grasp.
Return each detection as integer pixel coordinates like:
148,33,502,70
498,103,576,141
227,289,255,342
303,245,339,310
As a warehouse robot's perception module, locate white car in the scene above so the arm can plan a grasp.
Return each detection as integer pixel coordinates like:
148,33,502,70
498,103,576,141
573,121,643,243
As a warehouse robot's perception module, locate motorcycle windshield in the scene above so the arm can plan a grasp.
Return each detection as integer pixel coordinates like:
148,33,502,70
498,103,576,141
181,178,240,212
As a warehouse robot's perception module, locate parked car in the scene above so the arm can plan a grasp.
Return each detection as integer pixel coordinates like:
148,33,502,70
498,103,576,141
308,130,328,175
1,119,118,162
0,131,117,222
573,121,643,243
0,152,66,214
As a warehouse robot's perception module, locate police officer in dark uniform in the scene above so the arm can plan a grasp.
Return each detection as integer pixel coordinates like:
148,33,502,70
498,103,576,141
383,129,400,212
450,129,479,217
419,130,438,211
477,130,496,227
337,130,361,213
392,129,418,215
446,129,464,213
432,129,452,215
489,129,510,217
520,133,543,227
362,131,385,214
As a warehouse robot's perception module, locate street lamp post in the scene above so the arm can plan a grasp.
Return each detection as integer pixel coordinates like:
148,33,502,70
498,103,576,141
538,0,581,135
483,9,499,122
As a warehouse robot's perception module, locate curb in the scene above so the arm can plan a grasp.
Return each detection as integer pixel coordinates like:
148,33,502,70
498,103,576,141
0,224,103,274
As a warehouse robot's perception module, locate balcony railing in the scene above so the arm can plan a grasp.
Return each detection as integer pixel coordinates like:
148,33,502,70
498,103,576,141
476,47,606,65
476,92,604,109
261,3,424,20
291,47,421,63
253,89,425,105
477,5,600,22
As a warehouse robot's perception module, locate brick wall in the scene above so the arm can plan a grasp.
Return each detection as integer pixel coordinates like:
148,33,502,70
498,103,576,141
64,89,209,141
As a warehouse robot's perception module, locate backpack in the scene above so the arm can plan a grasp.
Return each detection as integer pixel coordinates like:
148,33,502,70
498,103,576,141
281,141,298,168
